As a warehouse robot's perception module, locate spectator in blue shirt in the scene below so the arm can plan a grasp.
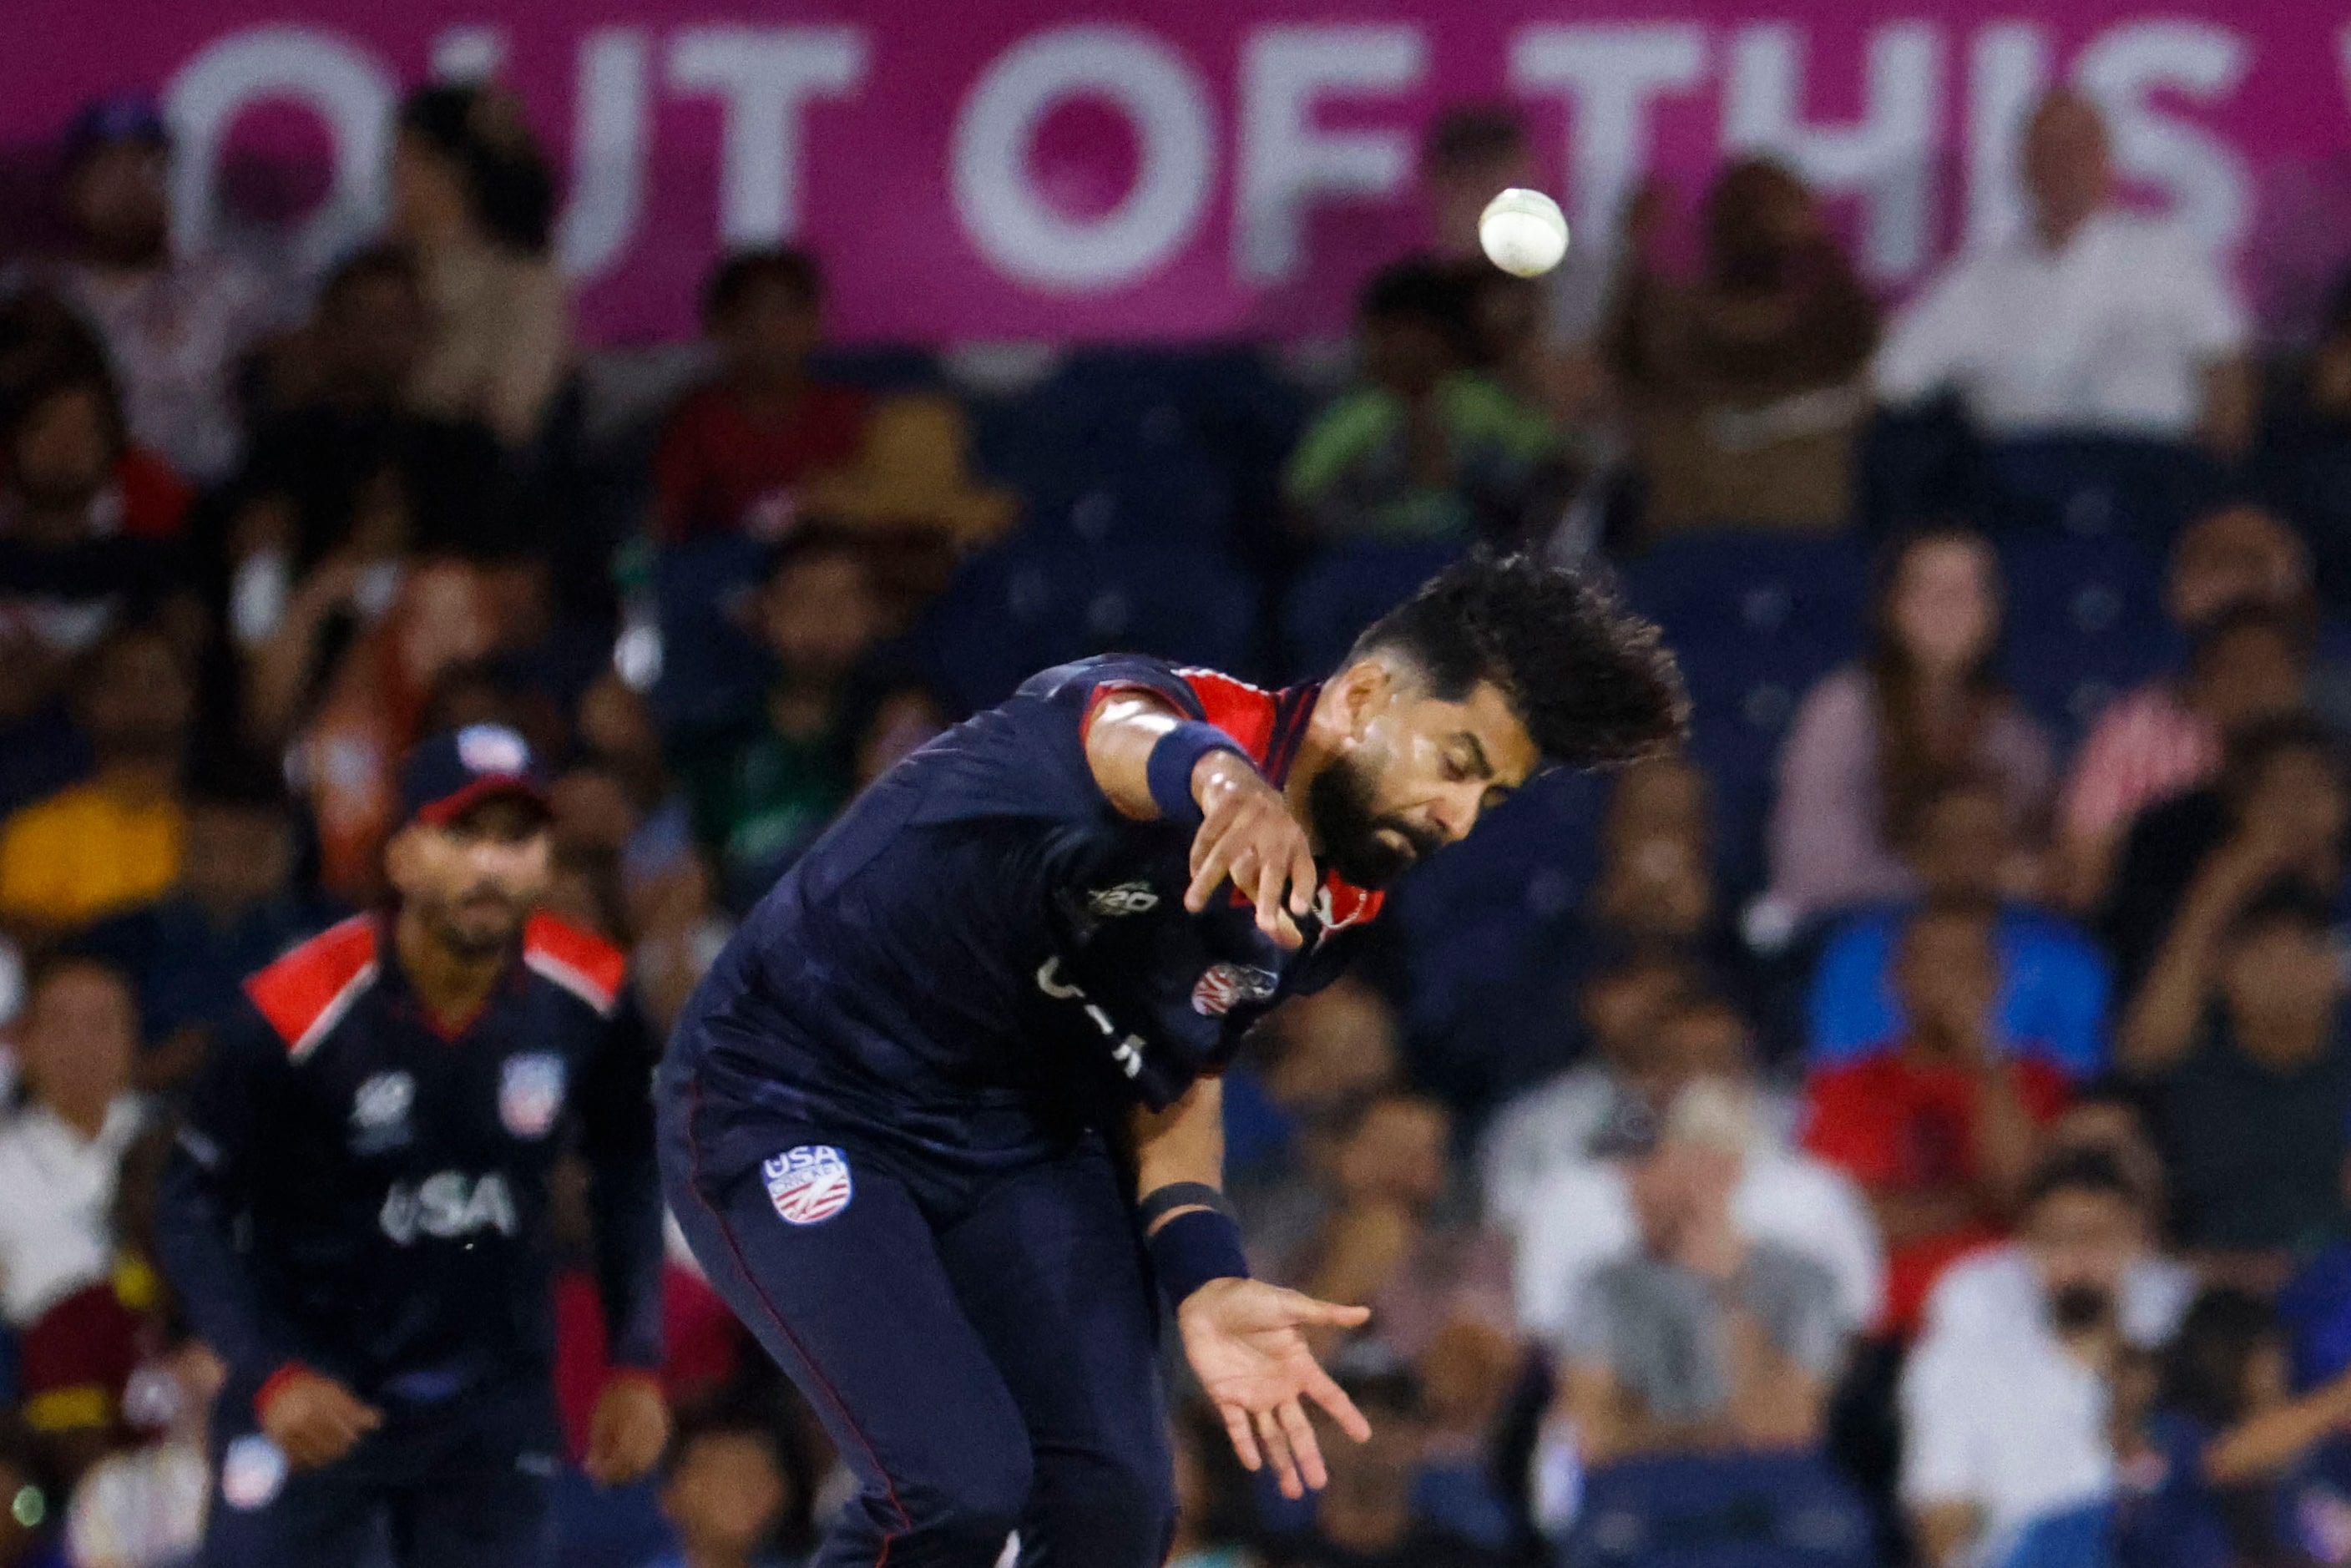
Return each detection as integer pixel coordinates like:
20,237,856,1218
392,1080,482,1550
1808,776,2108,1078
2113,1288,2351,1568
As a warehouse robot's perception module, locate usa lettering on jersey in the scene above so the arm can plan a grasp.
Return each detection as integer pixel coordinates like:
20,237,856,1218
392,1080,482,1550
378,1171,518,1245
764,1146,853,1225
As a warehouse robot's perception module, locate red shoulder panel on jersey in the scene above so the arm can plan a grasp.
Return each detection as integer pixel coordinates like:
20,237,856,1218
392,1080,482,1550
523,912,626,1017
1176,670,1278,767
244,916,380,1060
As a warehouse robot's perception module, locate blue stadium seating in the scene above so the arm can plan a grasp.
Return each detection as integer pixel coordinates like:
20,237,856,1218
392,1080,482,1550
1280,540,1469,681
1981,434,2226,545
1996,530,2179,754
1565,1452,1878,1568
650,533,773,736
1620,533,1872,895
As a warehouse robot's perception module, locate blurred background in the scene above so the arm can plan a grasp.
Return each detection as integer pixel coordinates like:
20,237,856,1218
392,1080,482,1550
4,3,2351,1565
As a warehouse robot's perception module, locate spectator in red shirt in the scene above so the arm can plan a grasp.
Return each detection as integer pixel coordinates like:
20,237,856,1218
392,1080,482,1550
652,248,869,544
1802,894,2070,1333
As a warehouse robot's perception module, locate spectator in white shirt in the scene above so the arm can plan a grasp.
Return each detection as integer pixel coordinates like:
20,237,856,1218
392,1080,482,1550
1901,1146,2192,1568
1874,89,2253,458
42,96,277,484
0,956,146,1328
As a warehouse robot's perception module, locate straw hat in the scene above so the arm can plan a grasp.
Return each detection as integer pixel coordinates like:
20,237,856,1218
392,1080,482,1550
800,392,1019,545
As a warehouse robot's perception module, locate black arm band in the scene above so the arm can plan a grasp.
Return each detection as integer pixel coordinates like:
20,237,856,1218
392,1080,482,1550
1145,1208,1251,1307
1146,721,1251,827
1138,1181,1235,1230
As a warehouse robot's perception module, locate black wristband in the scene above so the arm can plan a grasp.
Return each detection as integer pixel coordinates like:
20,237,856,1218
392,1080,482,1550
1138,1181,1235,1230
1145,1207,1251,1307
1146,721,1251,827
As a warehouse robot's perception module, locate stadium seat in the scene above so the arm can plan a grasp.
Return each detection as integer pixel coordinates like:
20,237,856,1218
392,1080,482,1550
1565,1451,1878,1568
1996,530,2178,753
1279,540,1469,681
1620,533,1872,895
1981,434,2227,546
650,533,773,736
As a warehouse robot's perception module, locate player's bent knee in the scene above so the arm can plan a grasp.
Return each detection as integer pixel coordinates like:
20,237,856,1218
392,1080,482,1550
1031,1450,1177,1564
907,1445,1034,1555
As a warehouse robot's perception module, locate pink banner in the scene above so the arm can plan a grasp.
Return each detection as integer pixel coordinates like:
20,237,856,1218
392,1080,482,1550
5,2,2350,345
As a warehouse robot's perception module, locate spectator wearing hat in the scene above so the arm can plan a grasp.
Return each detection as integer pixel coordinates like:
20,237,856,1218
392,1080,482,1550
39,94,277,485
392,83,569,448
654,247,874,545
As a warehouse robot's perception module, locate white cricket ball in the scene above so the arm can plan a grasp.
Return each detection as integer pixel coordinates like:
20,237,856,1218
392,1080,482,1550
1479,187,1570,278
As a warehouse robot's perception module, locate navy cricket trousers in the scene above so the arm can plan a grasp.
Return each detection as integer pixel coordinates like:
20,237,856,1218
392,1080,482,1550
658,1061,1176,1567
199,1373,557,1568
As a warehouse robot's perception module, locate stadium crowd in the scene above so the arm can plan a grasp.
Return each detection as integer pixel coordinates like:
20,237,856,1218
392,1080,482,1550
5,70,2351,1568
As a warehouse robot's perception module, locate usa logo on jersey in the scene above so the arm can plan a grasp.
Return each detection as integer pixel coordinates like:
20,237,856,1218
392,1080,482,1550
498,1054,568,1140
1191,962,1278,1017
764,1146,853,1225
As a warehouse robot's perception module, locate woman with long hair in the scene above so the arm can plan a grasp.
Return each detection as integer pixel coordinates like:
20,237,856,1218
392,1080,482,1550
1767,526,2054,921
388,83,570,448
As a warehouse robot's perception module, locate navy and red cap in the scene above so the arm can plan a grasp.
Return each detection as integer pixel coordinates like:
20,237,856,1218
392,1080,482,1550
397,724,551,829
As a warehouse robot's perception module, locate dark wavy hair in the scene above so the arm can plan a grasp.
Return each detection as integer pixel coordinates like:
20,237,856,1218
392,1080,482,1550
1864,525,2010,852
398,84,556,255
1347,551,1689,768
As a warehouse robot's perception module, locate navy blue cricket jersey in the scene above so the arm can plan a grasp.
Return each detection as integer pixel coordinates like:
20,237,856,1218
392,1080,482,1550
155,913,665,1404
669,655,1385,1171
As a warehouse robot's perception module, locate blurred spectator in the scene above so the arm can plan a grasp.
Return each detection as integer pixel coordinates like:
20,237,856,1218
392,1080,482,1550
1555,1078,1848,1465
1169,1402,1265,1568
0,625,190,940
269,560,508,902
0,959,146,1334
225,245,513,611
1261,1366,1505,1568
1274,1091,1514,1377
1902,1149,2184,1568
2058,507,2324,911
1808,777,2110,1079
653,248,870,545
62,1334,219,1568
1768,528,2054,923
1478,950,1702,1228
1801,896,2070,1333
40,94,274,484
76,753,333,1093
644,1405,808,1568
1415,104,1609,428
0,291,190,545
679,534,887,913
1604,159,1880,539
391,83,569,447
2110,1288,2351,1568
0,358,186,737
1875,89,2254,459
1510,1049,1882,1353
1582,755,1746,979
1226,974,1402,1200
1284,260,1565,544
2103,710,2343,1001
2121,879,2351,1289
